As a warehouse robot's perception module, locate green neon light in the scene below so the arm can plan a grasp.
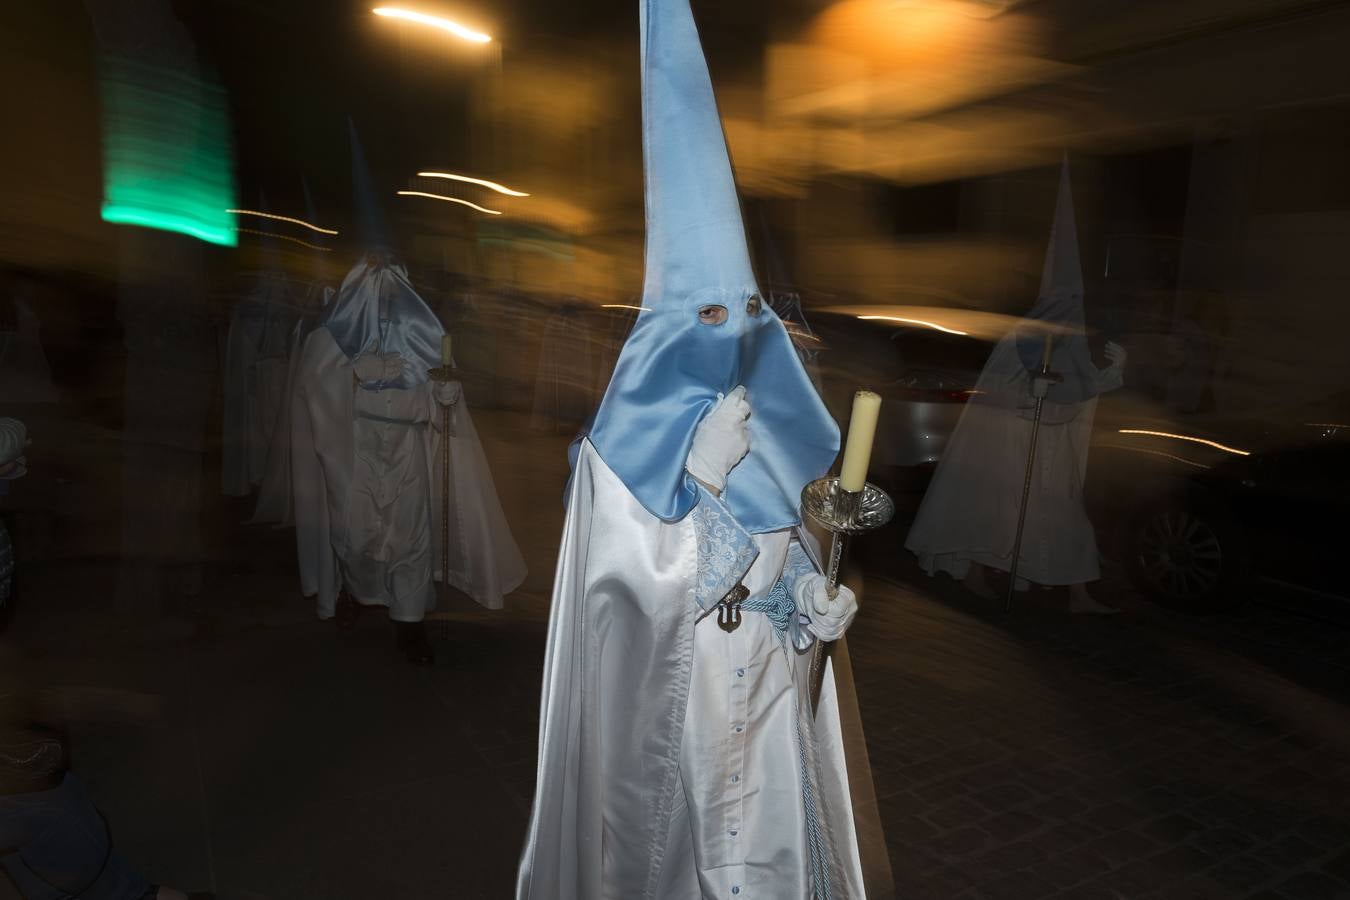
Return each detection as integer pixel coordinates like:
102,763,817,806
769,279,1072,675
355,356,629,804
96,56,237,247
101,205,236,246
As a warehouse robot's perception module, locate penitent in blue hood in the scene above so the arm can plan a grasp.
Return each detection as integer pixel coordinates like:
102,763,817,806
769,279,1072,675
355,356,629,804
585,0,840,534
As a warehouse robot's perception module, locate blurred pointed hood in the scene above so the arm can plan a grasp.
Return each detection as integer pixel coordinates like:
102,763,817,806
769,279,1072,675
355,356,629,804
585,0,839,532
1015,156,1099,403
348,118,391,253
322,256,441,389
241,190,288,305
300,175,330,285
255,189,284,274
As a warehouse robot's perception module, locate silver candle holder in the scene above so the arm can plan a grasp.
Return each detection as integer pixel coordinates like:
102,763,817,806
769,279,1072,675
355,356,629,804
800,475,894,713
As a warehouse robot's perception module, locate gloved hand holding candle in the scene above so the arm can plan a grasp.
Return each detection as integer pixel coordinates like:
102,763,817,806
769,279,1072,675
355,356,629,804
801,389,894,714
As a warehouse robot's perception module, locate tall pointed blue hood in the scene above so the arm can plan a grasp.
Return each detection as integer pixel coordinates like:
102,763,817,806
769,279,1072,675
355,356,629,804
1015,156,1100,403
586,0,839,533
254,189,284,274
348,118,391,253
300,175,330,284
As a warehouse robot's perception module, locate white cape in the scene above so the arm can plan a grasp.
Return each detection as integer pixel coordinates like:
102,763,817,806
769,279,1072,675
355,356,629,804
290,326,526,616
250,286,333,526
907,158,1120,587
221,290,296,497
517,440,890,899
905,359,1120,586
246,319,308,526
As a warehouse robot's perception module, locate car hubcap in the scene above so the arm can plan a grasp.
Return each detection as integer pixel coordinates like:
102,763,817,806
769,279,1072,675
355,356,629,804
1137,510,1223,600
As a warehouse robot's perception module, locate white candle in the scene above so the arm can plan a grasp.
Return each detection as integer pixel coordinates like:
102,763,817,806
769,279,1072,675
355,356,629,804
441,333,453,367
839,390,881,493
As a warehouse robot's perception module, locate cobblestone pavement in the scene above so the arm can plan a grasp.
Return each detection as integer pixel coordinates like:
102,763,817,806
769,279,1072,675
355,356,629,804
850,559,1350,900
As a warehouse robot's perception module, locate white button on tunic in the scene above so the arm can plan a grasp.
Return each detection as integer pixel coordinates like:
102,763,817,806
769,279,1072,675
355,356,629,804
659,529,823,898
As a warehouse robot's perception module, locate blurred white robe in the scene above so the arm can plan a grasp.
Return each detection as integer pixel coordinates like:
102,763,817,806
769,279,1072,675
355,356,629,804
291,326,526,619
517,440,874,899
908,158,1120,588
250,286,333,526
221,282,296,497
905,361,1121,586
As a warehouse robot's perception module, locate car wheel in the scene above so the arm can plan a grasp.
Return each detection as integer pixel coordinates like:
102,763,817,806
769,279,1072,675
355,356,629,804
1128,504,1246,611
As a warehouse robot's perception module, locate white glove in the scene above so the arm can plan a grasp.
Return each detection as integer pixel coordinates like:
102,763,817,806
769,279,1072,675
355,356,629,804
433,379,462,407
1104,341,1128,372
686,386,751,491
354,352,405,383
794,574,858,642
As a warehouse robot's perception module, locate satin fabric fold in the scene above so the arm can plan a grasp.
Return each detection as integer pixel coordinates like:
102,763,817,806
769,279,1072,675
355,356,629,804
517,438,698,899
321,258,443,391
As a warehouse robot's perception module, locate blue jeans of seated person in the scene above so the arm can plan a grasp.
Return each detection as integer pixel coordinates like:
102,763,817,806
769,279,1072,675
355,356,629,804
0,773,152,899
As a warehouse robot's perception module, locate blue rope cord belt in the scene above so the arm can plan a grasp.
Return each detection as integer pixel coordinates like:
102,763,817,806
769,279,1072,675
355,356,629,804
739,579,796,635
741,580,833,900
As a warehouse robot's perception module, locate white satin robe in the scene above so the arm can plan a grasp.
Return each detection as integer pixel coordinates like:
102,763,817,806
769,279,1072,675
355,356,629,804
517,440,866,899
290,326,527,618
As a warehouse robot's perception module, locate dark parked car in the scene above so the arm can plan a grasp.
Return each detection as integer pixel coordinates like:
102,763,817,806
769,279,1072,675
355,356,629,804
812,310,993,471
1087,395,1350,614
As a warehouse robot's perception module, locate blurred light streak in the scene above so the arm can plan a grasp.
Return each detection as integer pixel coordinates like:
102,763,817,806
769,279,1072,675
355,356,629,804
397,190,501,215
237,227,332,252
228,209,338,235
372,7,491,43
418,171,528,196
602,304,652,312
1118,430,1250,457
859,314,968,335
784,324,823,342
1098,444,1211,470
